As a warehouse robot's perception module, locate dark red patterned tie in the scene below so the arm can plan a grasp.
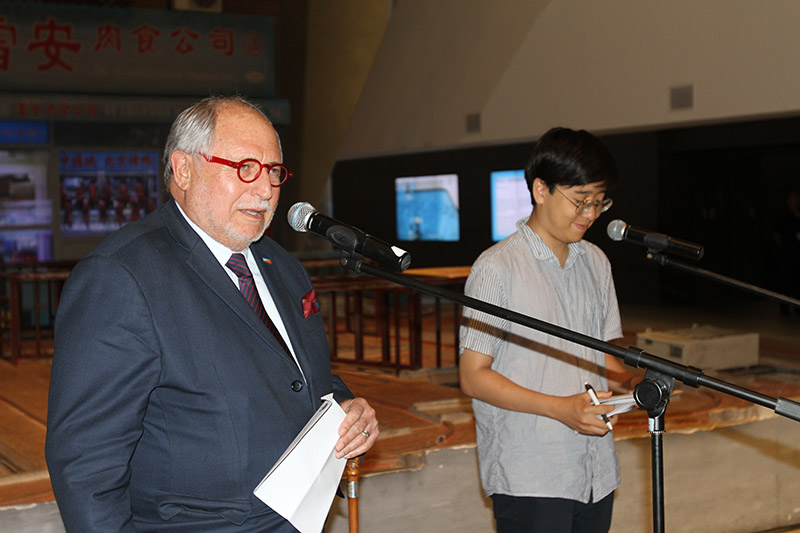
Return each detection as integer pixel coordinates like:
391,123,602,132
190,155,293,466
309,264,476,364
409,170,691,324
226,253,291,355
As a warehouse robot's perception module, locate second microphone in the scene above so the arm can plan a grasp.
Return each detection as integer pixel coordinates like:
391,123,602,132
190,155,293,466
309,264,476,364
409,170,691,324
607,219,704,260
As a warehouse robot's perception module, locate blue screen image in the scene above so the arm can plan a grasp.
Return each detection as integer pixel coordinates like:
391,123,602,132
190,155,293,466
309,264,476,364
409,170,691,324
395,174,460,241
491,169,532,241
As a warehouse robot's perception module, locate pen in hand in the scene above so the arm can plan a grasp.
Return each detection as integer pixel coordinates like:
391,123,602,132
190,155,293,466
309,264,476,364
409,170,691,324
585,382,613,431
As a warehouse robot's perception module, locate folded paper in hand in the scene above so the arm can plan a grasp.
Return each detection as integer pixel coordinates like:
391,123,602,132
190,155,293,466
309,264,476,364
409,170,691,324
254,393,346,533
600,394,639,416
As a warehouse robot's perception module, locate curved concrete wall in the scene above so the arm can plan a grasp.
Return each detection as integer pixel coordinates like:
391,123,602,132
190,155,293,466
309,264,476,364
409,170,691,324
339,0,800,159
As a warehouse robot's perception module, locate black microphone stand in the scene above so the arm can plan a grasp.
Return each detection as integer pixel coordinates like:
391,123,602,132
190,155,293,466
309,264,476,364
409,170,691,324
646,250,800,309
640,249,800,530
336,254,800,533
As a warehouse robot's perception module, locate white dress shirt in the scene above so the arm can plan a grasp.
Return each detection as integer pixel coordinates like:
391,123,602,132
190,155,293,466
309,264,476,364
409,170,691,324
175,203,305,379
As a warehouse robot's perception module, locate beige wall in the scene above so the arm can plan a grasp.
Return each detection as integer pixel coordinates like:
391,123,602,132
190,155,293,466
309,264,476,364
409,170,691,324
293,0,391,251
338,0,800,159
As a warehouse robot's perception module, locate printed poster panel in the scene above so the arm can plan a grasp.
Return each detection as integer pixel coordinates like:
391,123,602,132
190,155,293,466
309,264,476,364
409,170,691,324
59,150,160,237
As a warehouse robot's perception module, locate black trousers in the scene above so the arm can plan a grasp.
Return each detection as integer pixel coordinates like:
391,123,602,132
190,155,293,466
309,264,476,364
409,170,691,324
490,492,614,533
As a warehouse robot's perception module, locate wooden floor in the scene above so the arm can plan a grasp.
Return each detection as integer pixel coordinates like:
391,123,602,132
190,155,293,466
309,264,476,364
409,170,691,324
0,304,470,508
3,299,800,533
0,356,52,506
0,356,479,507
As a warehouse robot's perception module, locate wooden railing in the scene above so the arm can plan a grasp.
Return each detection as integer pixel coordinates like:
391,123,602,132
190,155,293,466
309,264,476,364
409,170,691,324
310,266,467,373
0,261,76,364
0,258,467,373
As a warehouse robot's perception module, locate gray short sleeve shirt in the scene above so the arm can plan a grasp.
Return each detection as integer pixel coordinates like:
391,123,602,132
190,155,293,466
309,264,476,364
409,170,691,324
459,218,623,502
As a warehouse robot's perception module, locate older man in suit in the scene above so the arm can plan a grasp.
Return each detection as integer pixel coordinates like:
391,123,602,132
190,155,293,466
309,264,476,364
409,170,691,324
45,96,379,532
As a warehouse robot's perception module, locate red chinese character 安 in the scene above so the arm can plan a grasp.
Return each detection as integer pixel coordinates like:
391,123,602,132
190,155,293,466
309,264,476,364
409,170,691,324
27,17,82,72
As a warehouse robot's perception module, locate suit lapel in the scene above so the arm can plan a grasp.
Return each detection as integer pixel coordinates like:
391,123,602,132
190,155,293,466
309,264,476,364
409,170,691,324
187,247,281,351
250,248,314,375
162,200,295,362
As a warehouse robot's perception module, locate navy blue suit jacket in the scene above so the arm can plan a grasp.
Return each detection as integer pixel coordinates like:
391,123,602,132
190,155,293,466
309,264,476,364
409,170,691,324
46,199,353,532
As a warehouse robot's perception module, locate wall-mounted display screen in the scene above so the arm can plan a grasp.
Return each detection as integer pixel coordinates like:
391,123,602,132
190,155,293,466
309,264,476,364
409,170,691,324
395,173,460,242
490,169,532,241
0,158,51,227
0,229,53,263
0,149,53,262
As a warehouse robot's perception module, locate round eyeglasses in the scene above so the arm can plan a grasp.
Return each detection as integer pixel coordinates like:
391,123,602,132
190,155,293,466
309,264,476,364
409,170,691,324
200,153,293,187
555,187,613,215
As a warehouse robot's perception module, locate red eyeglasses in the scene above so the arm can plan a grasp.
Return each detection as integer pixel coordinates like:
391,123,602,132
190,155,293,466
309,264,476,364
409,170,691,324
200,153,293,187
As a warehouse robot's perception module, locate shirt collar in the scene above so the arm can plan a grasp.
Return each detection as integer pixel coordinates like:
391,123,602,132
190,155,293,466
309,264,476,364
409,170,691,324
516,216,584,267
175,201,252,266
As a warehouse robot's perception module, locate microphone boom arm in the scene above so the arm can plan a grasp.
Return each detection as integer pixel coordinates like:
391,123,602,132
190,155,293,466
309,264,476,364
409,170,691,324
338,255,800,423
647,251,800,309
341,253,800,533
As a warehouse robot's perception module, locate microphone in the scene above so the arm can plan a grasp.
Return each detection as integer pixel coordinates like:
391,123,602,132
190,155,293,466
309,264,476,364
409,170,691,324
287,202,412,271
607,219,704,261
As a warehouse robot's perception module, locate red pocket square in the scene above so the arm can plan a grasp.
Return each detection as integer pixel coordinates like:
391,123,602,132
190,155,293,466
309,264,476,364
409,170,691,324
302,289,320,318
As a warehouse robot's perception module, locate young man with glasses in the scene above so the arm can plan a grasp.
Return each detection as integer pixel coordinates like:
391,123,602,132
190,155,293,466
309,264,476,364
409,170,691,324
459,127,636,533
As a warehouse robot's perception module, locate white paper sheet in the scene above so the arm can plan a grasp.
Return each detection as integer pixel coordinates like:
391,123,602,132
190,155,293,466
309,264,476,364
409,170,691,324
600,393,639,416
253,394,347,533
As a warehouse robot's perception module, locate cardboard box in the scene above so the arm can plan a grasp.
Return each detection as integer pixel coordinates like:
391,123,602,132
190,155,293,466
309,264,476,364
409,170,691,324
636,324,759,370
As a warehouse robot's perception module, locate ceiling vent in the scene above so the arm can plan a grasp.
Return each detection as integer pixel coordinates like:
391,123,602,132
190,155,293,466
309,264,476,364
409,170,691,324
670,84,694,110
466,113,481,134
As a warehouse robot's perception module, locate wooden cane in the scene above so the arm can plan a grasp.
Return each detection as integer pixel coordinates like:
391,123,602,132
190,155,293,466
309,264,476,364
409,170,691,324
346,456,363,533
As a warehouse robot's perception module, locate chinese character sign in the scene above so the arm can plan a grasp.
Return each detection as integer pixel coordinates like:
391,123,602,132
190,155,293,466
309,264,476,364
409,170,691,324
0,3,275,98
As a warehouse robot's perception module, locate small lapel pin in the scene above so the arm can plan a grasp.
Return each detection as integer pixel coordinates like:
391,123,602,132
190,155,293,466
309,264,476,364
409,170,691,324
262,257,272,265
